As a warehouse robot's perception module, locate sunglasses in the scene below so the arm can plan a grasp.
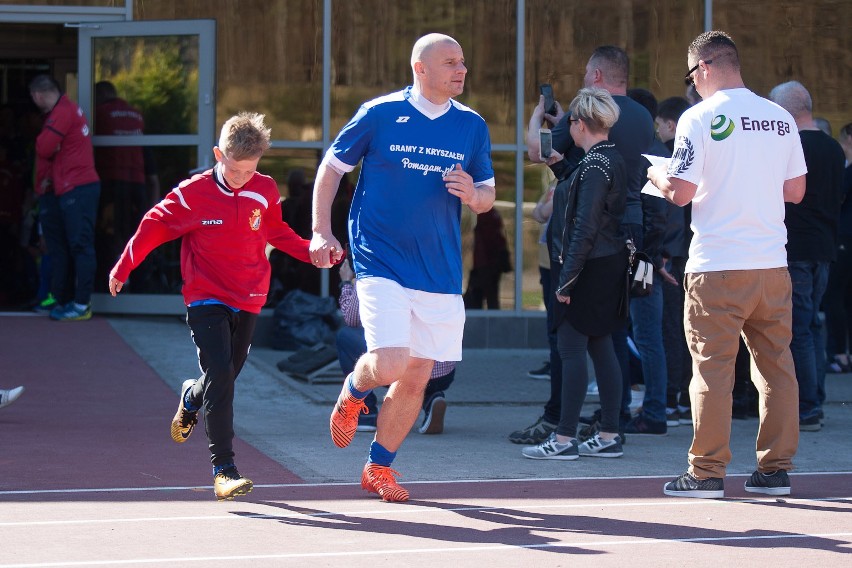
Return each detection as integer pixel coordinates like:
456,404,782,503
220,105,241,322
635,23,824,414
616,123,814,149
684,59,713,86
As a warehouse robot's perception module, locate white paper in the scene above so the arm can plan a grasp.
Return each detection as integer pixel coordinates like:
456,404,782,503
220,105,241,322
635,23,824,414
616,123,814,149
641,154,670,199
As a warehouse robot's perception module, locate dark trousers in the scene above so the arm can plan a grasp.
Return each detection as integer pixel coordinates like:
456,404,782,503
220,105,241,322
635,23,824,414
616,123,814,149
463,266,501,309
824,236,852,359
664,257,691,409
39,182,101,306
186,304,257,467
539,266,564,424
556,319,622,437
789,260,829,417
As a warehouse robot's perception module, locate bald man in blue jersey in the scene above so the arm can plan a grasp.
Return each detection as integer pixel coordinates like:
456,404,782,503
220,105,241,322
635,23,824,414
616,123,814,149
310,33,496,502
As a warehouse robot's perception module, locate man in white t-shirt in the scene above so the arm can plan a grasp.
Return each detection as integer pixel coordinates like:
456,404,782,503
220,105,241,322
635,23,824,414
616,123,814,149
310,33,496,502
647,30,807,499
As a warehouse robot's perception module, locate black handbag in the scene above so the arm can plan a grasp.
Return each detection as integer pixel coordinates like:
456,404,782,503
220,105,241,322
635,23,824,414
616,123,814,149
627,239,653,298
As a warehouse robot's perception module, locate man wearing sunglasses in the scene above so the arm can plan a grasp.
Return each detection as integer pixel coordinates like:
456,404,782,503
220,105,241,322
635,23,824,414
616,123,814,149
647,31,807,499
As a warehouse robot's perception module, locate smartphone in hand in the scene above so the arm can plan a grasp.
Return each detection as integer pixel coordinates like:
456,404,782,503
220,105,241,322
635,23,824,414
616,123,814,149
540,83,557,115
539,128,553,161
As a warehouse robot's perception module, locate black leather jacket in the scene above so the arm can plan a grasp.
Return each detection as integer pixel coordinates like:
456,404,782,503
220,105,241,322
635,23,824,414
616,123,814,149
548,142,627,296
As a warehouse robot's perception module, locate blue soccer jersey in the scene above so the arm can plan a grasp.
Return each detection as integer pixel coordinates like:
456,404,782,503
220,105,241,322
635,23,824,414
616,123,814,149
327,86,495,294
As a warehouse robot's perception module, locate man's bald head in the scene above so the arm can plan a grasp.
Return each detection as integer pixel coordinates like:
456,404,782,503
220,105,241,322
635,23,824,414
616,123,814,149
411,33,460,70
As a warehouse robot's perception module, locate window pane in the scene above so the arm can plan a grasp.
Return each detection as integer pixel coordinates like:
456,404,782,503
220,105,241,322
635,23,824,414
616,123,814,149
136,0,324,141
714,0,850,134
93,35,199,135
94,145,197,294
330,0,517,144
525,0,704,115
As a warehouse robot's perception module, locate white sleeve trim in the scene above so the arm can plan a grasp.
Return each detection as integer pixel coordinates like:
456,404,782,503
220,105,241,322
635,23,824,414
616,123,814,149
323,150,356,174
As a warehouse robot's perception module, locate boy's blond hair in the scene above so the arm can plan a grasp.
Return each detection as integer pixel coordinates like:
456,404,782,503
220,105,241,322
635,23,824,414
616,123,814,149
218,112,271,160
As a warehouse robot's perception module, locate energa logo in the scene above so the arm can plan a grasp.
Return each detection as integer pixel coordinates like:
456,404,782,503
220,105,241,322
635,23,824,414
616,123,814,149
710,114,735,141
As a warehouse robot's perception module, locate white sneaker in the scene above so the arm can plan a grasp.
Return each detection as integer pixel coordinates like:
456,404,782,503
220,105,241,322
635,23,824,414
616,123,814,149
0,386,24,410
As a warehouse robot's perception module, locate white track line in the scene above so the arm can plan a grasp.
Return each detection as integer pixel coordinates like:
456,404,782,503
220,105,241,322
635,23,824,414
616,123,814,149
2,496,850,528
4,532,852,567
1,470,849,496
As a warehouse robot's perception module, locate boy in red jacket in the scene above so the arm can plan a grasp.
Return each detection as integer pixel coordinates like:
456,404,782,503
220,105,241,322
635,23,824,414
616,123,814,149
109,112,311,500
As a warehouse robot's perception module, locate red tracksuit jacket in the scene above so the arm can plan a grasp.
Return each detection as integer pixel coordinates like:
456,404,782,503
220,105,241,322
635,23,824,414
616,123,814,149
111,167,311,313
34,94,100,195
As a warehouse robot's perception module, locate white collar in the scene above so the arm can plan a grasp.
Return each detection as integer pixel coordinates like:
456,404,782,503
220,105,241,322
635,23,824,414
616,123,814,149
409,86,451,118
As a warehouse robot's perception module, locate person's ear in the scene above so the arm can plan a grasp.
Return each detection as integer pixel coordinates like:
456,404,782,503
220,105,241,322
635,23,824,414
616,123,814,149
212,146,224,163
414,61,425,76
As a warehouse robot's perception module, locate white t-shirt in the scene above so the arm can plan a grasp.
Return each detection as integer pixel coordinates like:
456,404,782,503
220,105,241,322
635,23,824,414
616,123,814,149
668,88,807,273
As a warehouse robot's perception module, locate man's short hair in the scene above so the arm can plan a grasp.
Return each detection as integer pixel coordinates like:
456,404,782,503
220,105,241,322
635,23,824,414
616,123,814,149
688,30,740,70
768,81,813,118
840,122,852,141
218,112,271,161
28,74,60,94
657,97,691,122
589,45,629,87
95,81,118,103
627,88,658,119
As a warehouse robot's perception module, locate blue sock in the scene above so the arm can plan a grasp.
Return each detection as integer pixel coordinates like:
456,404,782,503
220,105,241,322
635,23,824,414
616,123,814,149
368,440,396,467
346,373,371,399
183,388,199,412
213,462,234,476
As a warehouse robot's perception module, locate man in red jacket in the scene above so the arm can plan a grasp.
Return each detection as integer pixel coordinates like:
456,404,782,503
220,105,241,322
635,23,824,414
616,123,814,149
109,112,311,500
30,75,100,321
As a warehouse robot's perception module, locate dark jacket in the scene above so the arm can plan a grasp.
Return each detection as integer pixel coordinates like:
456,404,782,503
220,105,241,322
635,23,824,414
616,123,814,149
549,142,627,296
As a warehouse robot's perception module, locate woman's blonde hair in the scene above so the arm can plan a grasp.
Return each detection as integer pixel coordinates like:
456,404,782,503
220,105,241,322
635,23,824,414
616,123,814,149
568,87,620,134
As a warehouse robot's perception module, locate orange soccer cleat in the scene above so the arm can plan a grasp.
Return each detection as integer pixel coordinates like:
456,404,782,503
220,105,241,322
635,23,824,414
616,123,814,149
330,391,368,448
361,463,410,502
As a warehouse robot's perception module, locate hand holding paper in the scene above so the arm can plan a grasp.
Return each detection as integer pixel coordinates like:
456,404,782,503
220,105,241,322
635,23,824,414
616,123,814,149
641,154,670,199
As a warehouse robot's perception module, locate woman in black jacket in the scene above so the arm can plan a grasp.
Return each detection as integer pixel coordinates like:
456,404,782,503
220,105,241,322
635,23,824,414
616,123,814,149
522,88,629,461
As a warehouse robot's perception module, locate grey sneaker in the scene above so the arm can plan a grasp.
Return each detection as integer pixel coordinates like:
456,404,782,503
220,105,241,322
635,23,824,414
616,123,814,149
578,434,623,458
744,470,790,496
521,433,579,461
509,415,557,444
663,471,724,498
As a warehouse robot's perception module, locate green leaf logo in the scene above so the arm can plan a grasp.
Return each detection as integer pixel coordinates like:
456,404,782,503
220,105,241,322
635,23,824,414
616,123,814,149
711,114,735,141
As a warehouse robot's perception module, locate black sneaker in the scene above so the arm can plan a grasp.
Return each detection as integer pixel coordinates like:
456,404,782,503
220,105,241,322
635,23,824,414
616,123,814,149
509,415,557,444
665,408,681,427
799,415,821,432
663,472,724,498
744,470,790,496
624,414,667,436
579,408,602,426
418,392,447,434
527,361,550,380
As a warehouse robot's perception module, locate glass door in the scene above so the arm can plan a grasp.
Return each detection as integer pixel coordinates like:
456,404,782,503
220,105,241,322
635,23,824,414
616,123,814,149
78,19,215,313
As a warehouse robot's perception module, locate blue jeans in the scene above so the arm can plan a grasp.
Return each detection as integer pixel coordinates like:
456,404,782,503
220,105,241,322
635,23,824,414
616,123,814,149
38,182,101,306
788,261,829,418
630,275,668,423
